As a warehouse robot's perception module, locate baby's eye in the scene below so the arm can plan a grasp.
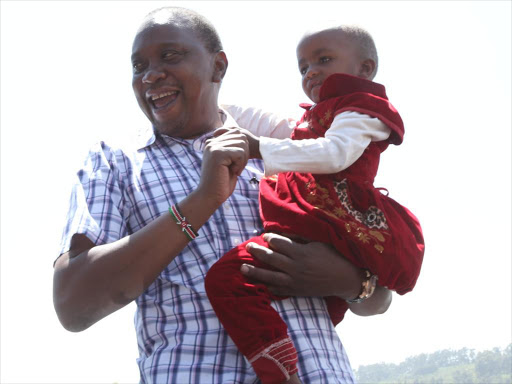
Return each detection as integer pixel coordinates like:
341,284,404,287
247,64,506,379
319,56,332,63
299,66,308,75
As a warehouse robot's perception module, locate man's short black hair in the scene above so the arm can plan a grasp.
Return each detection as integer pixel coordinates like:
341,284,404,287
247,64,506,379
143,7,223,53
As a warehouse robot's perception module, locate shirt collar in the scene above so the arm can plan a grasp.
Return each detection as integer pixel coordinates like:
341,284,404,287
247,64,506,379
134,107,239,151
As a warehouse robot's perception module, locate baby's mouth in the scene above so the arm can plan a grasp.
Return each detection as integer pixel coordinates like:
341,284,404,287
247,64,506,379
310,81,322,92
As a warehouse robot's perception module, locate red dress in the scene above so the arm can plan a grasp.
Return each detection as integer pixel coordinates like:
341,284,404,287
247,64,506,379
205,73,425,383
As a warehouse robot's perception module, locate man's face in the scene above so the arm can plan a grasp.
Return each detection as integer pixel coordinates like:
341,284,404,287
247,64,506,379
131,22,218,138
297,30,363,103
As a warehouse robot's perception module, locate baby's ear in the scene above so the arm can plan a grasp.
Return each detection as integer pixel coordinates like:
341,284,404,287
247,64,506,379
358,59,376,80
212,51,228,83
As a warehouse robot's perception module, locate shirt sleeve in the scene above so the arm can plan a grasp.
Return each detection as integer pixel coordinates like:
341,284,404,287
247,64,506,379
259,111,391,176
57,142,130,258
221,104,295,139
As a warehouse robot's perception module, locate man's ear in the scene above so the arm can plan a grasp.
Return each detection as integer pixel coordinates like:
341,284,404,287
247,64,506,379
212,51,228,83
358,59,376,80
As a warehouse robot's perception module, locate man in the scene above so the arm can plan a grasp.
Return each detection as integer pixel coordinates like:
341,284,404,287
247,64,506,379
53,7,391,383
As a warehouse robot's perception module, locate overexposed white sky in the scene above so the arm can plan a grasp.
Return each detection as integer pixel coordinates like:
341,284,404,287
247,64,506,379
1,1,511,382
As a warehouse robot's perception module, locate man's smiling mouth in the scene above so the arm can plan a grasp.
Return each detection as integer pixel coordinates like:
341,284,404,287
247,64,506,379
150,91,179,109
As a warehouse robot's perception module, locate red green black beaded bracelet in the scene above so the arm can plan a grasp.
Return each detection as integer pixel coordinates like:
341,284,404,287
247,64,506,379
169,204,199,241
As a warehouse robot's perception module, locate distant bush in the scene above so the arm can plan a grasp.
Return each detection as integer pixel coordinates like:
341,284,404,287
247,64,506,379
355,344,512,383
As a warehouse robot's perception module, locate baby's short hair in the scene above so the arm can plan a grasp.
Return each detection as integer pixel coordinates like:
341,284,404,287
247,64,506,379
334,25,379,79
142,7,223,53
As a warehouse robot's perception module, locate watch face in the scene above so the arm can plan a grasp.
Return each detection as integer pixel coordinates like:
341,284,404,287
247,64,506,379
346,272,378,303
361,273,378,299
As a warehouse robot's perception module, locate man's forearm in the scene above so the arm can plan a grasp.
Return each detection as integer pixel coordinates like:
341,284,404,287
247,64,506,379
54,119,251,332
241,235,393,317
327,257,393,317
53,190,219,332
331,264,393,317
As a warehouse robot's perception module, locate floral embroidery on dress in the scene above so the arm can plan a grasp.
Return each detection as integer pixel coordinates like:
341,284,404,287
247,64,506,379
332,179,389,253
299,98,391,255
342,221,387,254
333,180,388,230
302,179,389,254
313,108,333,129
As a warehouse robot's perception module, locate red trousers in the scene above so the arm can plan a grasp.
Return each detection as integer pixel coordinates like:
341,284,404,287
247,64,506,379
205,177,424,384
205,235,347,383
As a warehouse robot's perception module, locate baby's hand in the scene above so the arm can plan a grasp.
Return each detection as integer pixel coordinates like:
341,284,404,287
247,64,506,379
213,127,261,159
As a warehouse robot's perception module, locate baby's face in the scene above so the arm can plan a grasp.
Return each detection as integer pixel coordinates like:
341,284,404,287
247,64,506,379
297,29,363,103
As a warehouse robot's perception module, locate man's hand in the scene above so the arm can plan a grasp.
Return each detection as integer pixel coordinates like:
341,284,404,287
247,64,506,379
199,129,250,205
241,233,362,298
241,233,392,316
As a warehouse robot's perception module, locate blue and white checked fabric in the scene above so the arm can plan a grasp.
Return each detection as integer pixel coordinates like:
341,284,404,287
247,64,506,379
59,111,356,383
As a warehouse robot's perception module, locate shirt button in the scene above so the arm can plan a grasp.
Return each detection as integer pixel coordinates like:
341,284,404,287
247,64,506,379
224,203,231,210
233,238,241,245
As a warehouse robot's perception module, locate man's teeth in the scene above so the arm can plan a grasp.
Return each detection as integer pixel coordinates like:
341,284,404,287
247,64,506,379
151,91,177,101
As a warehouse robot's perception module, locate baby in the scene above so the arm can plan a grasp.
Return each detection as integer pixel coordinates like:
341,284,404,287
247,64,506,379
205,25,425,384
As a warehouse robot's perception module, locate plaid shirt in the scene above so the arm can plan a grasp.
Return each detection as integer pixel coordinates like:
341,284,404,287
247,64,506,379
59,111,356,383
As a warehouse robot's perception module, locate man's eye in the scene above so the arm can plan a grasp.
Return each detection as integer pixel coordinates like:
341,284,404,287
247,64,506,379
163,51,181,60
132,62,144,74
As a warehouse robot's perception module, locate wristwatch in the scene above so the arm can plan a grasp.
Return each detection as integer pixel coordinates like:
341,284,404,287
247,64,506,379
346,270,378,304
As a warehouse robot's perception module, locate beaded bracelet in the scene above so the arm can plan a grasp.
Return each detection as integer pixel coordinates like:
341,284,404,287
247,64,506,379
169,204,199,241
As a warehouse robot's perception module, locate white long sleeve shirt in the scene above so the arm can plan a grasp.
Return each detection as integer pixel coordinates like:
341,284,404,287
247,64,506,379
223,105,391,176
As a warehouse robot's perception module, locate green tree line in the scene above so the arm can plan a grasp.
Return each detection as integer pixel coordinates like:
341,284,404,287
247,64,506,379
354,344,512,383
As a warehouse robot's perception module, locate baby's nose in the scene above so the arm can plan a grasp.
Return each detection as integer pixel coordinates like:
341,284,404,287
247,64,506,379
306,67,319,79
